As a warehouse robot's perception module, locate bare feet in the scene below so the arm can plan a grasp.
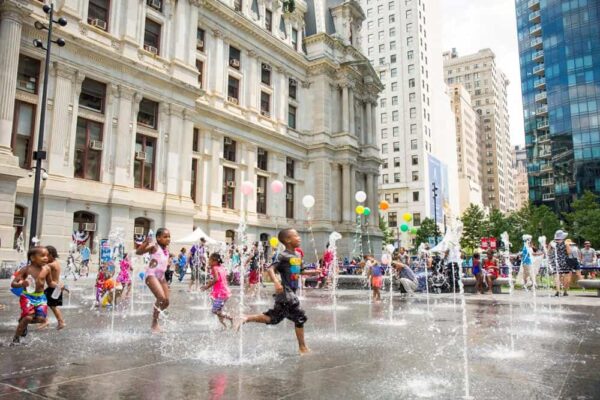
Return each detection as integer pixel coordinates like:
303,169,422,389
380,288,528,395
57,322,66,330
232,316,246,332
36,321,50,330
151,321,162,334
299,346,311,355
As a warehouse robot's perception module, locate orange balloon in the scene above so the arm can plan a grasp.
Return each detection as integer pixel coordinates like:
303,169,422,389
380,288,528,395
379,200,390,211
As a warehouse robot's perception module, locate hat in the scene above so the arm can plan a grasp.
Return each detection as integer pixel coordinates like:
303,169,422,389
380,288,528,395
522,234,532,241
554,230,568,240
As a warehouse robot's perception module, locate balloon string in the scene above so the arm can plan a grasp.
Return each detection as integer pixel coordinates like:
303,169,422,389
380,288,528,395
306,208,320,265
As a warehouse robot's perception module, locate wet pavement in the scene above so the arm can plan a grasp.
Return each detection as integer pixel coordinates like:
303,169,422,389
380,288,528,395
1,278,600,399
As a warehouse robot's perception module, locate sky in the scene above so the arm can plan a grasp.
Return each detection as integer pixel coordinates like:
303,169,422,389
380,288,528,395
440,0,525,146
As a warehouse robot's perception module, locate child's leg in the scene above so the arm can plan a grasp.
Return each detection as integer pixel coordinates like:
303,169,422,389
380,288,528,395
295,326,310,354
486,276,493,293
14,315,33,341
50,306,66,329
147,277,169,331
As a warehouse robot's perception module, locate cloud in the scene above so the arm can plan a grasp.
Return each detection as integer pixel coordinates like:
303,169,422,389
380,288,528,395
441,0,525,145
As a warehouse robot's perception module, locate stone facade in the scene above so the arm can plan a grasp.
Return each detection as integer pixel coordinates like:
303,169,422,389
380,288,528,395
0,0,382,262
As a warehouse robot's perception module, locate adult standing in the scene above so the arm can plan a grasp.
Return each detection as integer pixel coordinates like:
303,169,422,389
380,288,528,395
580,241,597,279
521,235,536,290
549,230,571,297
188,238,207,291
566,239,582,282
79,244,90,277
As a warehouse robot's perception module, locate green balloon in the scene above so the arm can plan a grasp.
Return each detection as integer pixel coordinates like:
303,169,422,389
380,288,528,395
400,223,409,232
410,227,418,234
363,207,371,216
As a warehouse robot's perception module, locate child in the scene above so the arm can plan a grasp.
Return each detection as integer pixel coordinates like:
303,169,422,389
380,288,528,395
483,250,499,294
202,253,233,328
117,253,133,297
472,253,483,294
165,257,175,287
177,248,187,282
246,243,260,296
44,246,67,330
368,256,385,302
234,228,318,354
95,264,107,305
10,246,60,344
100,277,123,307
136,227,171,333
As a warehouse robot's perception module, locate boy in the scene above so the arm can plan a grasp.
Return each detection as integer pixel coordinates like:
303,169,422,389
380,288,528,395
178,247,187,282
44,246,67,330
234,228,317,354
10,246,60,344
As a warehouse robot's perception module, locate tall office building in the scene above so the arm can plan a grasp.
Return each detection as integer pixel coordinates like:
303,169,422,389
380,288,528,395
515,0,600,211
444,48,516,212
513,145,529,210
361,0,458,234
449,84,484,213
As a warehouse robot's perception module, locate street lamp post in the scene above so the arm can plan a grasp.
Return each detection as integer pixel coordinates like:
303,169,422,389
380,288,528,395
28,4,66,246
432,182,439,245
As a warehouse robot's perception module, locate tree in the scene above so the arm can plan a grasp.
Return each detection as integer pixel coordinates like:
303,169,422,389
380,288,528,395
487,208,511,243
379,215,395,246
460,204,486,254
415,218,437,247
527,204,561,242
566,191,600,245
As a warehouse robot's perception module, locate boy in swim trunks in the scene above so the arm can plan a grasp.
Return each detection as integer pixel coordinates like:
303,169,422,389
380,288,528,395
10,246,60,344
234,228,319,354
44,246,67,329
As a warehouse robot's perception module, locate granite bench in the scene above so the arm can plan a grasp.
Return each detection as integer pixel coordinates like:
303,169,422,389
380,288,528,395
577,279,600,297
461,277,510,294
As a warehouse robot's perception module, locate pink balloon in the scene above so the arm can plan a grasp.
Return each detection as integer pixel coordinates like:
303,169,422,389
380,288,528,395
241,181,254,196
271,180,284,193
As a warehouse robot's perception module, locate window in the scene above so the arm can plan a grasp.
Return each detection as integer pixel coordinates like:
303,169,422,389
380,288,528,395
393,127,399,137
380,98,386,107
265,9,272,31
392,110,398,121
381,113,387,123
260,92,270,116
382,159,388,169
408,64,414,74
389,14,395,23
191,159,198,202
390,41,396,50
257,175,267,214
413,191,419,201
406,9,412,18
409,108,416,118
143,19,161,53
134,134,155,189
278,16,287,39
234,0,242,12
88,0,110,30
288,78,297,99
288,105,297,129
407,36,413,46
382,174,389,184
411,171,418,181
379,44,385,52
408,78,415,88
261,63,271,86
286,157,295,178
390,55,397,64
229,46,241,69
411,155,418,165
409,92,415,102
388,1,394,9
393,193,399,203
222,167,236,209
196,28,205,51
381,143,388,154
286,183,295,219
223,137,236,162
413,212,421,226
17,55,40,94
257,148,268,170
368,34,373,43
291,29,298,50
411,139,417,149
391,68,397,78
196,60,204,88
391,96,398,105
381,128,388,139
410,124,417,134
79,78,106,113
393,141,400,151
11,101,35,168
192,128,200,152
394,173,400,183
378,31,384,40
407,50,414,60
391,82,398,92
389,27,396,36
394,157,400,167
388,212,397,227
137,98,158,128
406,22,413,32
227,76,240,102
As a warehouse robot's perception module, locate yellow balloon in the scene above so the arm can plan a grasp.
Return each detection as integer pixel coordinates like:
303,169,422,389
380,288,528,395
269,237,279,248
403,213,413,222
356,206,365,215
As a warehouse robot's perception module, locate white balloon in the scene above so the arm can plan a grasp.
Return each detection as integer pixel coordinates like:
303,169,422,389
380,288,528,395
386,244,395,254
302,195,315,209
355,191,367,203
381,254,390,264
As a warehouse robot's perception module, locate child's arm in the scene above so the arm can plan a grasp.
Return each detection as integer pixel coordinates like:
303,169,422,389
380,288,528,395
44,266,62,289
11,267,28,288
202,266,218,291
266,265,283,293
136,237,155,255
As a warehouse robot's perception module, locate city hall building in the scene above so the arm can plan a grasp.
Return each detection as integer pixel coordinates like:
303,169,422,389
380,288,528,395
0,0,382,262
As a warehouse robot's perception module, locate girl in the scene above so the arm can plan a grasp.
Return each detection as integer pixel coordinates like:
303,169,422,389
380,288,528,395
368,256,385,302
136,228,171,333
95,264,108,305
202,253,232,328
117,253,133,297
472,253,484,294
483,250,499,294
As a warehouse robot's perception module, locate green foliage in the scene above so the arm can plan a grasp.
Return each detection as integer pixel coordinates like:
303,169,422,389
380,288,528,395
460,204,486,254
527,204,561,241
415,218,437,247
565,191,600,245
379,215,395,246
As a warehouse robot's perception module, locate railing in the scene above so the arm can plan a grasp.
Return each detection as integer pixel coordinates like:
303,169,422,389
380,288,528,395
535,91,547,102
531,37,543,48
536,105,548,115
533,63,545,75
532,50,544,61
529,10,541,22
534,77,546,88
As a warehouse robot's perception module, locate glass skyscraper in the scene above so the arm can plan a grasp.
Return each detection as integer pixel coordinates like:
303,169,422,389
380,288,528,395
515,0,600,212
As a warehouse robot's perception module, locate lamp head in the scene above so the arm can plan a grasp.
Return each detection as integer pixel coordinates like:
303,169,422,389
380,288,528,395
42,4,51,13
56,38,66,47
33,39,44,49
42,172,49,181
57,17,68,27
34,21,45,30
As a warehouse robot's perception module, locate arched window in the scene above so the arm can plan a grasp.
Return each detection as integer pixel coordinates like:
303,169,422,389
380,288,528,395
73,211,96,247
225,229,235,244
134,217,152,236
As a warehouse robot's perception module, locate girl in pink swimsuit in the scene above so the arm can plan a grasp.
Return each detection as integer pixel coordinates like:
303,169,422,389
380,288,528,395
136,228,171,333
202,253,232,328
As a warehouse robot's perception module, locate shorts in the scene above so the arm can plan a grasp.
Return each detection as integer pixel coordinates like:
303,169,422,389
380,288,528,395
20,292,48,320
264,292,307,328
485,269,498,279
44,287,63,307
211,297,228,313
371,276,383,288
249,269,260,284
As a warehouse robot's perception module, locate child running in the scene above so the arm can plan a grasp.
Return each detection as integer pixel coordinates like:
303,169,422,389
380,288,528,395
234,228,317,354
136,228,172,333
44,246,67,330
117,253,133,297
10,246,60,344
368,256,385,302
202,253,233,328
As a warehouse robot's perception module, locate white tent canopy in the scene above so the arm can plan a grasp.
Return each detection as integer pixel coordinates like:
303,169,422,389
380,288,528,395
173,227,219,245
